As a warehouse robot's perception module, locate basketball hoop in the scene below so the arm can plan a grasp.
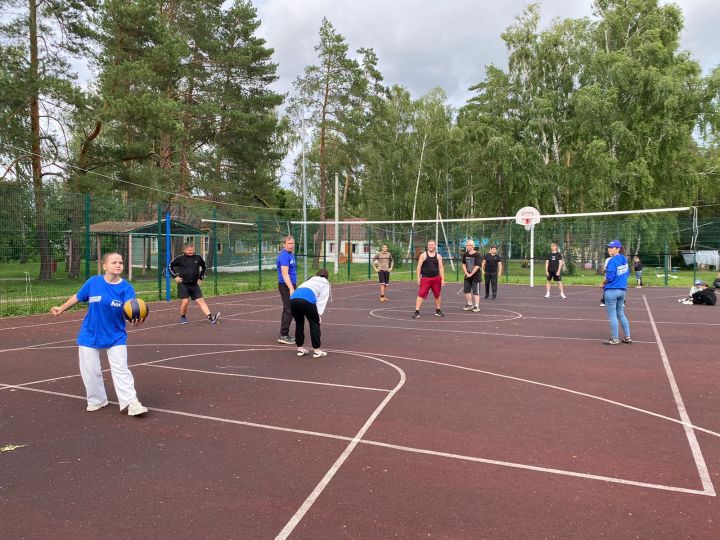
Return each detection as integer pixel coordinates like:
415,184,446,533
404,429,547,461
515,206,541,230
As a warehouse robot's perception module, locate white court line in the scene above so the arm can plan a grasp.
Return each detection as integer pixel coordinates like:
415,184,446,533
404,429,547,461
2,381,712,499
224,316,658,344
326,348,720,440
642,296,716,496
9,341,720,441
275,353,407,539
147,363,391,393
361,440,711,496
0,346,395,394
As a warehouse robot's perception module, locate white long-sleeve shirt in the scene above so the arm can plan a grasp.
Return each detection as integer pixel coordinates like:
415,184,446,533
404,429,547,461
290,276,332,315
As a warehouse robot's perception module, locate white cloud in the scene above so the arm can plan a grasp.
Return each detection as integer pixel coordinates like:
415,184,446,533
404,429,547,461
254,0,719,108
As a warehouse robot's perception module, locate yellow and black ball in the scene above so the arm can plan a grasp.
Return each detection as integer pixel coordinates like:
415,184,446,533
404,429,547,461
123,298,149,323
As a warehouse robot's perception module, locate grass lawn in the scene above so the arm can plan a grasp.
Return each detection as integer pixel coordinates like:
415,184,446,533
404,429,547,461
1,259,717,317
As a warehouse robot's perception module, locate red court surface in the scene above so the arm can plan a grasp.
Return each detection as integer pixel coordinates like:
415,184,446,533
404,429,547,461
2,282,720,538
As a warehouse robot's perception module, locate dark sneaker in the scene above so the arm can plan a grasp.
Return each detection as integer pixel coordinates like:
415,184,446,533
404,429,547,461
277,335,295,345
462,304,473,311
621,337,633,344
209,312,220,324
472,306,480,313
435,309,445,317
412,311,420,318
179,316,188,324
604,338,620,345
600,302,605,307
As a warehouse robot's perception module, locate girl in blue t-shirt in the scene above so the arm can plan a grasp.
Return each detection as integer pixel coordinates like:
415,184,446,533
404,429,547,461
51,252,148,416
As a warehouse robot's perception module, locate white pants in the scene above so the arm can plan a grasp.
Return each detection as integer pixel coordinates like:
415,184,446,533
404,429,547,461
79,345,137,410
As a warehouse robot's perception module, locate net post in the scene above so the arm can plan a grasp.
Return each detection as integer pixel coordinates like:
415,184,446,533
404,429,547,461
212,209,218,295
455,230,460,282
165,211,171,302
157,203,162,300
347,223,351,281
84,193,91,281
410,232,414,281
367,226,372,280
256,216,262,289
664,242,669,287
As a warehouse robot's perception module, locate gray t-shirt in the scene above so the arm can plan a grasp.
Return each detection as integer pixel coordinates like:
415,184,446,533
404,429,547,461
374,252,393,272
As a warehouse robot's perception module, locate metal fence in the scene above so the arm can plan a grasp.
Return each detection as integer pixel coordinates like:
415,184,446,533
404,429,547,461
0,183,718,316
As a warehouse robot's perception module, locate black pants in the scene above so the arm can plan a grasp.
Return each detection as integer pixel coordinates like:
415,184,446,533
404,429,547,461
290,298,321,348
484,272,498,298
278,282,296,336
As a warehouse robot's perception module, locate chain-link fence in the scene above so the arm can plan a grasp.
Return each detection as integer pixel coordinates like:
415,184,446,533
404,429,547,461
1,183,718,316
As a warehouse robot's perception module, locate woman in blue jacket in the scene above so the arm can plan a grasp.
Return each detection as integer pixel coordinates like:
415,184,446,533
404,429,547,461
602,240,632,345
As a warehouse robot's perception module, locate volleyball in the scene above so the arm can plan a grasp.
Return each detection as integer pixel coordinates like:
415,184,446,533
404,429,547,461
123,298,149,323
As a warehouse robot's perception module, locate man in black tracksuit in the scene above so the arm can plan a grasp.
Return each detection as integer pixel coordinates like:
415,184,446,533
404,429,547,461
168,243,219,324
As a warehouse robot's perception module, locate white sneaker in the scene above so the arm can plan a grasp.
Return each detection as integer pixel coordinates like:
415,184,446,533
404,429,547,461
86,400,108,412
127,400,148,416
682,299,693,305
297,347,309,357
544,294,550,299
462,304,473,311
560,294,567,299
313,349,328,358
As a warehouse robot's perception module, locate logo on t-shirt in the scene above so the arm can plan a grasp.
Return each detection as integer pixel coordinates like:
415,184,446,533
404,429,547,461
89,296,101,303
110,300,123,307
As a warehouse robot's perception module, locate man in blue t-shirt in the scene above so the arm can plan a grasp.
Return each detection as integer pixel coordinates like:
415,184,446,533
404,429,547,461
602,239,632,345
276,236,297,344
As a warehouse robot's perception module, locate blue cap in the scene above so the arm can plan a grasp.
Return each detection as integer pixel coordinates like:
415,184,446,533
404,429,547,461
607,240,622,248
695,279,704,286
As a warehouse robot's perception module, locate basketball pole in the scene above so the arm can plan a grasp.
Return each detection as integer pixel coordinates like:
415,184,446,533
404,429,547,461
529,223,535,288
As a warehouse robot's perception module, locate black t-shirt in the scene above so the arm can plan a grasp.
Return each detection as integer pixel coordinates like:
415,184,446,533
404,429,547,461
420,251,440,277
545,251,563,272
483,253,503,273
634,261,644,271
463,251,481,275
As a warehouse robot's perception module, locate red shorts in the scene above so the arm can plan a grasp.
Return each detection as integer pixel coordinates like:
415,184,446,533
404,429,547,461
418,276,442,299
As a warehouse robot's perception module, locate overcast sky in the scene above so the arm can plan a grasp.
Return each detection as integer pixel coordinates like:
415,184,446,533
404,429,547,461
253,0,720,109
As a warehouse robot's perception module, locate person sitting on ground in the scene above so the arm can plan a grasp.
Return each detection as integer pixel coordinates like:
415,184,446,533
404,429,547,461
680,281,716,305
678,279,704,303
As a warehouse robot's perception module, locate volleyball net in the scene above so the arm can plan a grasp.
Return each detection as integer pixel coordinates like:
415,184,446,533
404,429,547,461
282,206,718,285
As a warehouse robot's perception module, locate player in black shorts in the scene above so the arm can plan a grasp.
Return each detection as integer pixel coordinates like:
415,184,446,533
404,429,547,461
544,242,567,299
481,244,503,300
169,243,220,324
462,239,482,312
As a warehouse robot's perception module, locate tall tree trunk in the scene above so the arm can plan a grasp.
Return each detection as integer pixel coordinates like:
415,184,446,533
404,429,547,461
29,0,52,281
68,119,103,278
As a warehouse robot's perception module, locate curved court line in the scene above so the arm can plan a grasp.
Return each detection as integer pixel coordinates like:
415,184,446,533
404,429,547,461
324,348,720,441
369,306,523,323
139,349,392,393
275,353,406,540
8,341,720,441
226,316,657,344
4,381,711,498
